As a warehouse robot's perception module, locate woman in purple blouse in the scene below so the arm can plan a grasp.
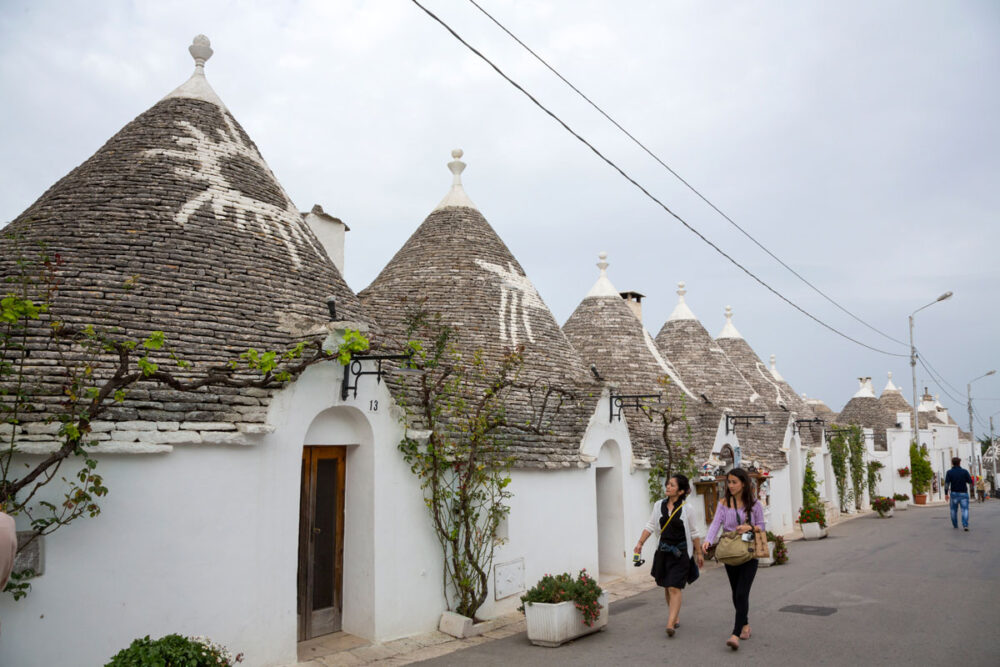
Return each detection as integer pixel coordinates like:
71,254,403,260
701,467,765,651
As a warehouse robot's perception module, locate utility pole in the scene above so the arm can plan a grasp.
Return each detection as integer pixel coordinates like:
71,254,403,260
968,370,996,479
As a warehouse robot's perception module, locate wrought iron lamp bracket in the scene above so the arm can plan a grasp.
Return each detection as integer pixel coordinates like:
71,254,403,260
341,351,414,401
725,414,767,435
609,393,661,422
792,417,825,435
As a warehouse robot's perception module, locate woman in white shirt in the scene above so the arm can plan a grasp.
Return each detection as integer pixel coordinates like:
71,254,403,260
633,474,704,636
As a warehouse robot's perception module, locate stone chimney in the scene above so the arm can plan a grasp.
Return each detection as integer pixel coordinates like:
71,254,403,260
303,204,349,275
619,291,644,322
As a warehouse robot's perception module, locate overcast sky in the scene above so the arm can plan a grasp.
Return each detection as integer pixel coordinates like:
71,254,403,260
2,1,998,428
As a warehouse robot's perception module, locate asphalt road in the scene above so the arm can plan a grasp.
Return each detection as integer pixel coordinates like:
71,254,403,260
416,501,1000,666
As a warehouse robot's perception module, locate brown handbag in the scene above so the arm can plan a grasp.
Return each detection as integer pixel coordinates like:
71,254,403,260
752,528,769,558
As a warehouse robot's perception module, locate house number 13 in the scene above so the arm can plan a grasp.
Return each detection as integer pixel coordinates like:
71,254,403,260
369,400,378,412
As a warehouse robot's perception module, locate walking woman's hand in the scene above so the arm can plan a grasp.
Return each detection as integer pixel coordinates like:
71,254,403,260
701,541,711,555
633,543,643,554
696,552,704,568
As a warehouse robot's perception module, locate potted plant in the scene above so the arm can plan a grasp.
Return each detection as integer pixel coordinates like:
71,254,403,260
758,532,777,567
871,495,895,517
771,533,788,564
909,443,933,504
798,505,828,539
798,451,828,539
520,569,607,647
893,492,909,510
761,530,787,566
897,466,910,478
107,634,243,666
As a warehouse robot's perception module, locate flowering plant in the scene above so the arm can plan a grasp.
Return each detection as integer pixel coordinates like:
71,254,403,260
892,493,909,501
107,634,243,666
520,569,604,626
798,505,826,528
766,530,788,565
897,466,910,478
871,495,895,516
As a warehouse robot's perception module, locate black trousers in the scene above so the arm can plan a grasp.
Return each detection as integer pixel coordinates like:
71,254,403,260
724,559,758,636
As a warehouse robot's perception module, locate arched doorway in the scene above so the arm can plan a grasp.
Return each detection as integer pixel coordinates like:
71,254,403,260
298,406,374,642
594,439,626,581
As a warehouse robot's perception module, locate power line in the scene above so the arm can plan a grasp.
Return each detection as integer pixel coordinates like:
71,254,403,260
916,349,967,398
409,0,908,358
917,356,965,405
465,0,910,350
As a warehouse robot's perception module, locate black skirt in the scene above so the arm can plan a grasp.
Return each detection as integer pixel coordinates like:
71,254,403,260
650,542,690,589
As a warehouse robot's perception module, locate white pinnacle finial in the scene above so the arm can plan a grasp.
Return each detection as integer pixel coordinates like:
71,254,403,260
585,251,618,298
717,305,743,339
667,280,696,321
163,35,226,108
769,354,785,381
883,370,900,393
435,148,477,210
189,35,213,70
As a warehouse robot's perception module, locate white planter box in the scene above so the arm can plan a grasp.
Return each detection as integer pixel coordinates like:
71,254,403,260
525,592,608,647
758,541,777,567
801,522,827,540
895,500,908,511
875,508,894,518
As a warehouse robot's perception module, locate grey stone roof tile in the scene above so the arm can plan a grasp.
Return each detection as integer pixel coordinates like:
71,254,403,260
1,94,369,437
359,204,596,467
563,295,720,463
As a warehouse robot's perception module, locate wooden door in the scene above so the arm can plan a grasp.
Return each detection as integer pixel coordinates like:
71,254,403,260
298,446,346,641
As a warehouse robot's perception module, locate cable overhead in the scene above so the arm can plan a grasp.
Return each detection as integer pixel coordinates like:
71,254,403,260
917,357,965,405
465,0,908,349
916,350,970,399
410,0,908,358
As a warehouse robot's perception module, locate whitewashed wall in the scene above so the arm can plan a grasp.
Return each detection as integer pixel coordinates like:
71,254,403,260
0,360,407,667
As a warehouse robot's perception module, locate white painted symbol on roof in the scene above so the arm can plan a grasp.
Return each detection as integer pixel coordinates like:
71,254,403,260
474,259,546,345
146,115,320,268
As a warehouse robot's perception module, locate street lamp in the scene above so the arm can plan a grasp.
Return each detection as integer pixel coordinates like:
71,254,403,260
989,409,1000,495
908,292,953,472
968,370,996,476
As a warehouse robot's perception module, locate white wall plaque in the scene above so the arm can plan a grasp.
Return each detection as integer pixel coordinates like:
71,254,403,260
494,558,525,600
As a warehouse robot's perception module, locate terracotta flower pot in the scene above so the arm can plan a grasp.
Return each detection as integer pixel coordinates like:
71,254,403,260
913,494,927,505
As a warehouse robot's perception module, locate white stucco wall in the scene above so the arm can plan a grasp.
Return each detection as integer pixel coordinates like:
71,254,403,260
0,360,410,667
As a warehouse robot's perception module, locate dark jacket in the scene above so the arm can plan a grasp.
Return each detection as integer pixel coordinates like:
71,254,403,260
944,466,973,494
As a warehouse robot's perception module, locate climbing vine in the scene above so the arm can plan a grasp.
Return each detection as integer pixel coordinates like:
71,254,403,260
645,380,696,504
395,307,571,620
846,425,866,510
828,427,850,512
2,236,341,599
866,460,884,503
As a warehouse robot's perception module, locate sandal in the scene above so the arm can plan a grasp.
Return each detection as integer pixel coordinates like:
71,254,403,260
666,626,675,637
740,625,751,640
726,636,739,651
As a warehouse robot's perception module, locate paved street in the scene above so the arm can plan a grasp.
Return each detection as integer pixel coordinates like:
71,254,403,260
415,502,1000,666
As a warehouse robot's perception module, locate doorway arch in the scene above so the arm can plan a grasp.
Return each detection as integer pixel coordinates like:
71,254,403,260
594,439,626,581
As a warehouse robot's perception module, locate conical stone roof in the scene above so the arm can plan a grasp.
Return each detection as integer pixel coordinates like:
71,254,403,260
1,37,367,441
836,378,896,450
879,372,912,423
654,283,760,413
712,307,790,469
359,151,596,468
563,256,719,462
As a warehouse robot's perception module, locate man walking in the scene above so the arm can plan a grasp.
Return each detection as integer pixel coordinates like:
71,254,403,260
944,457,974,531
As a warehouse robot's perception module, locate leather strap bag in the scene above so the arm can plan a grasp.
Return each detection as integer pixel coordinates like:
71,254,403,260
715,531,753,566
